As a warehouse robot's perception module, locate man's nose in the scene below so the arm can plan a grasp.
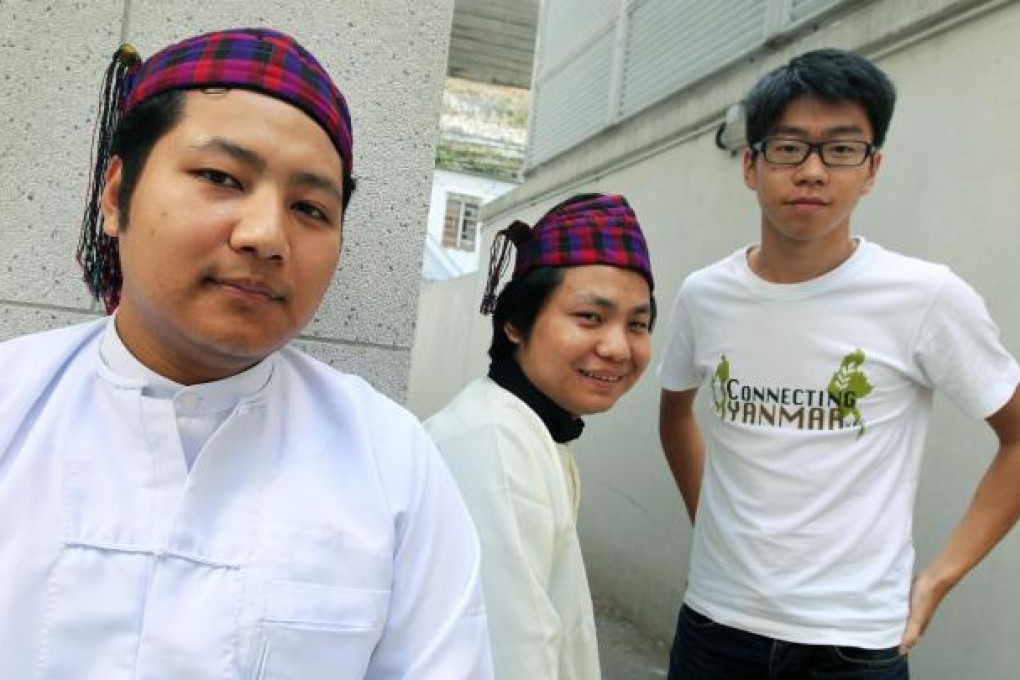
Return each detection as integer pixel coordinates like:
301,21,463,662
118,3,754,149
230,189,289,260
595,324,631,362
793,148,829,183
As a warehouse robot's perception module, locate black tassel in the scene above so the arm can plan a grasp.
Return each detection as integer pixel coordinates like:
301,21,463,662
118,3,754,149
479,220,532,315
77,44,141,314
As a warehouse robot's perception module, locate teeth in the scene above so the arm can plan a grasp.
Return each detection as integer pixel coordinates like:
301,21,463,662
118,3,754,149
579,370,622,383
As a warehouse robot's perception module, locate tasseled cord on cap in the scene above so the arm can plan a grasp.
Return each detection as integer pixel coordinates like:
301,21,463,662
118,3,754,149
76,44,141,314
479,220,533,315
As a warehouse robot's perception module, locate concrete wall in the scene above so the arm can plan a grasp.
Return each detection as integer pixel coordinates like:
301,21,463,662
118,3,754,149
408,1,1020,676
0,0,456,402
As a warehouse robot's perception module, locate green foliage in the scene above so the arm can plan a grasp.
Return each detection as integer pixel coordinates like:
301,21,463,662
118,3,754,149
436,139,523,181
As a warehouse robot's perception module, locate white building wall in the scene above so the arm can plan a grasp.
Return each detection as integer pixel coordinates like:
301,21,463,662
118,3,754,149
0,0,456,402
422,169,518,280
408,1,1020,676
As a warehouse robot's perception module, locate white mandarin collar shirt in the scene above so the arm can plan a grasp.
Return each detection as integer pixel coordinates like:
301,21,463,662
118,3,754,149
427,378,600,680
0,318,493,679
100,319,272,469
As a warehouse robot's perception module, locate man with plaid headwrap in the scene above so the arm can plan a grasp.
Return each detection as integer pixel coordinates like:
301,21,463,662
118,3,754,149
0,28,492,679
427,193,656,679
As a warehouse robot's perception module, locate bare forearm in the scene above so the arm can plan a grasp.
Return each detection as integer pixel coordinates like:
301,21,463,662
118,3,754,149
902,442,1020,651
659,389,704,523
665,434,703,523
921,442,1020,590
901,389,1020,652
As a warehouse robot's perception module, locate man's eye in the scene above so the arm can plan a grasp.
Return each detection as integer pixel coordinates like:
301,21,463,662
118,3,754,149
195,169,241,189
576,312,601,324
630,320,650,332
773,143,803,154
294,202,331,223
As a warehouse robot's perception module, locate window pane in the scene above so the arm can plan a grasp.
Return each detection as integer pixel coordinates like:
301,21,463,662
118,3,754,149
443,193,482,252
443,196,463,248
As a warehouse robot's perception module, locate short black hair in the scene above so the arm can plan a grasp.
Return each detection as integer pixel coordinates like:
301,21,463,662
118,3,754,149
110,90,185,226
744,49,896,149
487,266,657,364
111,89,357,229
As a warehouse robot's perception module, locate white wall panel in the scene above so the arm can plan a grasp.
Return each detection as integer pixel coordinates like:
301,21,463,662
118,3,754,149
537,0,619,76
526,0,861,168
792,0,847,22
528,30,615,166
620,0,766,118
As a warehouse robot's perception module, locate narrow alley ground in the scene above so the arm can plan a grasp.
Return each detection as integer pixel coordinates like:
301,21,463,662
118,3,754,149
595,595,669,679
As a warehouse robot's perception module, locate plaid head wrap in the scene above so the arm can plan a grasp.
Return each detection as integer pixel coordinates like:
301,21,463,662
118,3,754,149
123,28,352,172
78,27,353,313
480,193,653,315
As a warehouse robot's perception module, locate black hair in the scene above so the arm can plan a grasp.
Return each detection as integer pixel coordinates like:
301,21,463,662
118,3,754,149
488,267,565,363
487,267,657,364
744,49,896,149
112,89,357,227
110,90,186,227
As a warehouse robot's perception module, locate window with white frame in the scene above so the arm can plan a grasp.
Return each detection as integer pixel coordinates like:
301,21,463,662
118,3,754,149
443,193,480,251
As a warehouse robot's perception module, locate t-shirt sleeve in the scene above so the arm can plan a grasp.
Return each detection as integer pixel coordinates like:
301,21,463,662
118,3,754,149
914,270,1020,419
657,281,704,392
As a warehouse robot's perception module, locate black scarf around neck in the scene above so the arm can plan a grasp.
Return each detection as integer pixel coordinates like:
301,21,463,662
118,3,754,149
488,359,584,444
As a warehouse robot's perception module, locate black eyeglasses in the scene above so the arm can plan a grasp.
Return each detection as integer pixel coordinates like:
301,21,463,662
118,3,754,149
752,138,876,167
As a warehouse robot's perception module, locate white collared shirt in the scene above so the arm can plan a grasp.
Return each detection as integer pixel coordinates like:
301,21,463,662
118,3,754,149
427,377,600,680
99,319,271,469
0,318,493,679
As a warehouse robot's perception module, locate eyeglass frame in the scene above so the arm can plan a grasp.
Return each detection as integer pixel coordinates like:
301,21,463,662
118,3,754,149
750,137,878,167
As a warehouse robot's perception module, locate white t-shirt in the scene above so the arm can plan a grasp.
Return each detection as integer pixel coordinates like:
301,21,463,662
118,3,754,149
657,239,1020,647
427,377,601,680
0,318,493,679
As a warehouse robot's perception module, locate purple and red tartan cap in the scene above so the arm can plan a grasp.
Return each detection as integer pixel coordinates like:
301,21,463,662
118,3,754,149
479,193,652,314
123,27,353,174
513,193,653,287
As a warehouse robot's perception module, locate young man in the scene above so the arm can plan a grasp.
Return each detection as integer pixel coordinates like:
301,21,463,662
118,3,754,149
658,49,1020,678
427,194,655,679
0,28,492,679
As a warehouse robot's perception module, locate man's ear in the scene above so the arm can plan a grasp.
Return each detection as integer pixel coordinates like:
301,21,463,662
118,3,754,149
742,148,758,191
503,320,523,345
101,156,125,237
861,150,883,195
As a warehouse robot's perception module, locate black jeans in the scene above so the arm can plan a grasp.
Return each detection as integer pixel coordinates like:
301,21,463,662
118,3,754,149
667,604,909,679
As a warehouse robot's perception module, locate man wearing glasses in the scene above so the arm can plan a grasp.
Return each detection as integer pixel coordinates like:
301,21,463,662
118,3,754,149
658,49,1020,678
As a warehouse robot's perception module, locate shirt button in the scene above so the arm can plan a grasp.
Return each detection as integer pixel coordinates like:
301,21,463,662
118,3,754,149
179,395,200,410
